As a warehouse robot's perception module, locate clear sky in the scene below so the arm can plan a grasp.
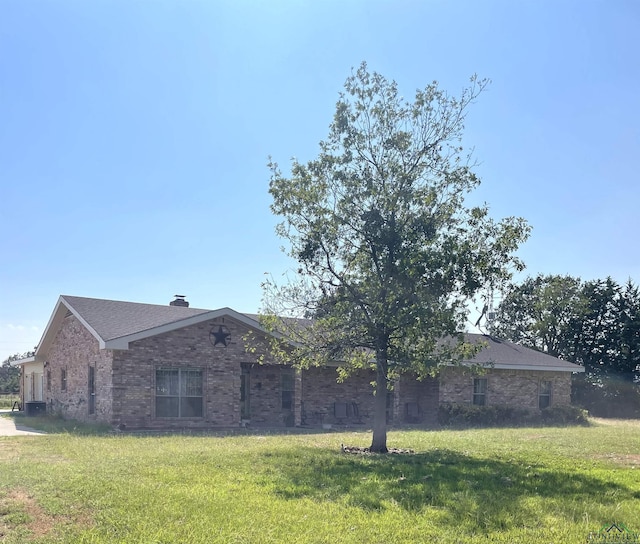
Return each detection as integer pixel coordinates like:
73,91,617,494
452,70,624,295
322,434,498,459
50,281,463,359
1,0,638,360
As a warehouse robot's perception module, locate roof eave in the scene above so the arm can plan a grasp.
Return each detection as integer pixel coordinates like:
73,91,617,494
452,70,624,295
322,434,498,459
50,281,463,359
462,362,585,373
9,356,36,367
31,296,109,360
103,307,269,350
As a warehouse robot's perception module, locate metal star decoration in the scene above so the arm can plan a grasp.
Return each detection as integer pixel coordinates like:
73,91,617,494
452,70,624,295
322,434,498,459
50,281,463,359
210,325,231,347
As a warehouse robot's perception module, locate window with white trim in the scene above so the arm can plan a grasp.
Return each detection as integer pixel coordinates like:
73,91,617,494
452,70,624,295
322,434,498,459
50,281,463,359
538,381,552,409
156,368,203,418
472,378,487,406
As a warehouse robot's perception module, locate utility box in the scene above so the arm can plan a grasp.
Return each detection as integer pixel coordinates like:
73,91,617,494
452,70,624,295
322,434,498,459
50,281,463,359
25,401,46,416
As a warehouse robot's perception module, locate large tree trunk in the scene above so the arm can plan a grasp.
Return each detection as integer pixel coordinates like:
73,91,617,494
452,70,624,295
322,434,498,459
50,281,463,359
369,352,389,453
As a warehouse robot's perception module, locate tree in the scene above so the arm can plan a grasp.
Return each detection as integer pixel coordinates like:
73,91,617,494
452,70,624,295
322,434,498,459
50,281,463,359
0,351,33,394
488,274,586,358
491,275,640,416
262,63,530,452
572,278,640,415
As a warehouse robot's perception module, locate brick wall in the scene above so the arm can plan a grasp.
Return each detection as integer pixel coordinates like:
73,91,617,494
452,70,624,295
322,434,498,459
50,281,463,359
109,316,298,429
438,367,572,409
395,376,439,424
43,310,575,429
45,314,113,423
301,367,375,425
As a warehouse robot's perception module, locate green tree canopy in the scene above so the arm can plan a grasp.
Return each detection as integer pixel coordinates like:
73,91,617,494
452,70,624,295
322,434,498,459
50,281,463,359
490,275,640,416
0,351,33,394
488,274,586,358
262,63,531,452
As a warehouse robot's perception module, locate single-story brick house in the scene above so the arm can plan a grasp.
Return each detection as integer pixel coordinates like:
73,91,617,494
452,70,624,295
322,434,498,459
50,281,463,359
12,295,584,429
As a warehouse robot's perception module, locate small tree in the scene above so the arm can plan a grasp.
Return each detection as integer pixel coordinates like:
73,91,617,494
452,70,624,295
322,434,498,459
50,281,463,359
262,63,530,452
0,351,33,394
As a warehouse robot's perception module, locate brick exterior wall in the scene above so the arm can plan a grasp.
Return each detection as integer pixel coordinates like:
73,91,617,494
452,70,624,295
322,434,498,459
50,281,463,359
394,376,439,424
438,367,572,410
41,310,575,428
42,313,295,429
301,367,376,425
45,314,113,422
110,316,292,430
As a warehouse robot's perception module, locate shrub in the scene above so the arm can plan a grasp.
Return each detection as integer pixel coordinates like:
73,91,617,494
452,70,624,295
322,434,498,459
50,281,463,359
438,403,533,427
438,403,588,428
540,404,589,425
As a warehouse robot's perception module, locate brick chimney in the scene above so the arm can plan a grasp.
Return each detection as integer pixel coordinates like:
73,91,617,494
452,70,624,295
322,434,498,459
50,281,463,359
170,295,189,307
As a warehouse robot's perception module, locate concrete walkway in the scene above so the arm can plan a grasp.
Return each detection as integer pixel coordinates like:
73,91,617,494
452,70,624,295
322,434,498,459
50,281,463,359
0,410,47,436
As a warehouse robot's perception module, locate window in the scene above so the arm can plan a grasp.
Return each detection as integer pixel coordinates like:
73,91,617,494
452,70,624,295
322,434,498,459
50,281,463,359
240,364,251,420
156,368,203,418
473,378,487,406
47,370,51,391
539,381,552,409
281,369,295,410
61,369,67,391
88,366,95,415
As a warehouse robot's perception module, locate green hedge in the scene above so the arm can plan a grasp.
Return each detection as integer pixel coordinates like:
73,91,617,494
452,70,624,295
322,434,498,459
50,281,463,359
540,404,590,425
438,403,588,427
0,394,20,409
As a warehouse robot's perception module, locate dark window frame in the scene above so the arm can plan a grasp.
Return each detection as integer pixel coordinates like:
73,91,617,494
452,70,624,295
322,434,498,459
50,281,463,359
88,365,95,415
538,380,552,409
281,368,295,411
155,368,204,418
472,378,487,406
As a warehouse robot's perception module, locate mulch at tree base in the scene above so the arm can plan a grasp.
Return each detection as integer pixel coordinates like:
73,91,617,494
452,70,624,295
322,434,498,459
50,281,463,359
341,444,414,455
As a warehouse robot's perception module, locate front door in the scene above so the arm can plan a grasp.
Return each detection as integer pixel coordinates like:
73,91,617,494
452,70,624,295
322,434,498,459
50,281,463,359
25,373,33,402
240,364,251,421
27,373,43,402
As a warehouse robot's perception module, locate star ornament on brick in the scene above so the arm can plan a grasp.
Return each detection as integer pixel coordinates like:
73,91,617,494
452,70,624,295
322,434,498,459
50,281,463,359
210,325,231,347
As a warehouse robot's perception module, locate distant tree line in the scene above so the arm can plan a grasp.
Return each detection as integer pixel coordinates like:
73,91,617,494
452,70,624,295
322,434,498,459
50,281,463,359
0,351,34,394
489,275,640,417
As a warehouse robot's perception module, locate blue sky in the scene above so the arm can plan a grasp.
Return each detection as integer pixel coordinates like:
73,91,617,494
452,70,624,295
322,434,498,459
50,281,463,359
1,0,639,360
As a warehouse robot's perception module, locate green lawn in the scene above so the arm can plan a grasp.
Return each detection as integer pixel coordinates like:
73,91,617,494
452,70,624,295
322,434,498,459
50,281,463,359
0,394,20,410
1,416,640,543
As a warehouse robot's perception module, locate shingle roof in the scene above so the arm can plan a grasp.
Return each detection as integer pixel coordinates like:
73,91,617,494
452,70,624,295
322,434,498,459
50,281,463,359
61,295,212,341
32,296,262,356
462,333,583,372
31,295,583,373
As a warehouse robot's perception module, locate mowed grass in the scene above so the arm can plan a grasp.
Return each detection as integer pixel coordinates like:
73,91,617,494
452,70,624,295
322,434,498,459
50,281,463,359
1,417,640,543
0,395,20,410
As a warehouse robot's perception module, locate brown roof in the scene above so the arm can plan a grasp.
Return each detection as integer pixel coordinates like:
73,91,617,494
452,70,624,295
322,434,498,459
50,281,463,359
61,295,212,341
461,333,583,372
31,296,583,372
33,296,261,355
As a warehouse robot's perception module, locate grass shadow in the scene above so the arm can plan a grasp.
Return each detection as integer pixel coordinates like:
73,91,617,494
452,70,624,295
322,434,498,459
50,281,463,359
260,446,636,532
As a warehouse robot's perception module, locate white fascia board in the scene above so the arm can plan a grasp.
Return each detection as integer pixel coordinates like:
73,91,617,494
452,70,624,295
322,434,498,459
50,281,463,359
466,362,585,373
103,308,273,350
9,356,35,367
60,296,108,348
33,297,66,358
32,296,106,359
228,310,296,344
